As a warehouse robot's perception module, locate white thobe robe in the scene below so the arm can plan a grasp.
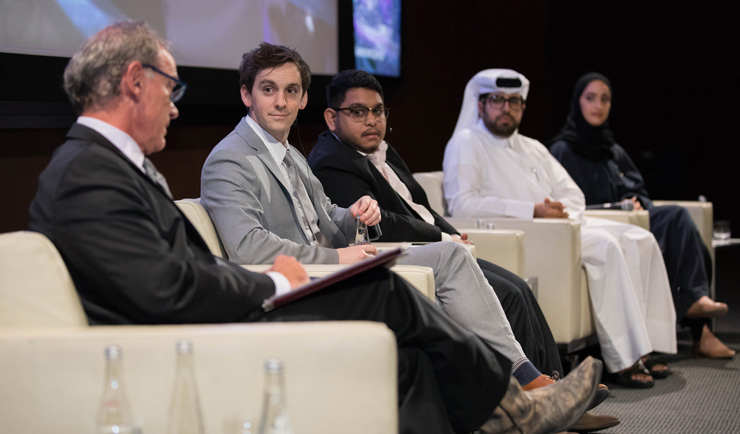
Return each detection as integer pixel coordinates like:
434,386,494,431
443,120,677,372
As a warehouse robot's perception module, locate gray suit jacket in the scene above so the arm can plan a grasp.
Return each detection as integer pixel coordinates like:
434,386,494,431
201,117,355,264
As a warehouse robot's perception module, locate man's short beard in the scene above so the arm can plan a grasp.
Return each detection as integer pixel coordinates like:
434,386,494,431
484,115,519,137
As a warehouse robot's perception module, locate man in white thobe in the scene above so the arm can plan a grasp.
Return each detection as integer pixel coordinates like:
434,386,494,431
443,69,677,380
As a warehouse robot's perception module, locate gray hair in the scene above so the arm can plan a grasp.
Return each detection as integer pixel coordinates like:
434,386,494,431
63,21,168,114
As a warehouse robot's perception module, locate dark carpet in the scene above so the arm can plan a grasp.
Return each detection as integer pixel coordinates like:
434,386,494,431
575,237,740,433
586,331,740,433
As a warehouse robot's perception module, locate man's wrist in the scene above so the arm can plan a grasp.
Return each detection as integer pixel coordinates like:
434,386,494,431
266,271,291,296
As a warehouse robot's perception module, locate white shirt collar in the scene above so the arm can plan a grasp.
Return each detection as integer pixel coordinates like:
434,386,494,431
245,115,290,166
77,116,146,172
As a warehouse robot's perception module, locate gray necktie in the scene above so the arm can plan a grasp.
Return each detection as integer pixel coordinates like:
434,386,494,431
143,157,173,199
283,150,332,247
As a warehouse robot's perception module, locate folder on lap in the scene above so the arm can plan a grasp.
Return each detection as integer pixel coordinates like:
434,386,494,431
262,247,405,311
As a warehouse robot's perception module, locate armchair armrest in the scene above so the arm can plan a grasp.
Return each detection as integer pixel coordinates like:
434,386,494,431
454,229,526,279
584,209,650,230
652,200,713,254
447,217,593,346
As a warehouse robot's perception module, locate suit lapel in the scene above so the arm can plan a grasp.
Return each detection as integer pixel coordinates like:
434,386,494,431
235,118,323,245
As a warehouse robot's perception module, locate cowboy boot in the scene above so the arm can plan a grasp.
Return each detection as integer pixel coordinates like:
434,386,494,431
480,356,602,434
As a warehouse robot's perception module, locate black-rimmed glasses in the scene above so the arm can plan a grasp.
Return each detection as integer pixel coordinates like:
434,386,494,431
481,94,524,110
143,64,187,102
331,105,390,123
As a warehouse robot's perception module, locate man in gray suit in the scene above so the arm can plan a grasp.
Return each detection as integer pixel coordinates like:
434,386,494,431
201,43,551,390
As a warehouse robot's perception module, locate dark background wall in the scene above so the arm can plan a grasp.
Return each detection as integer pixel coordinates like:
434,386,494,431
2,1,738,234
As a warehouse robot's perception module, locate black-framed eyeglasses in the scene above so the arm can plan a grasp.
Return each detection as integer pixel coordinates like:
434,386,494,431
331,105,390,123
143,64,187,102
480,94,525,110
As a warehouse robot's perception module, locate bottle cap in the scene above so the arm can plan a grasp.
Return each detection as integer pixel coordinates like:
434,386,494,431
265,358,284,373
175,339,194,354
104,345,122,360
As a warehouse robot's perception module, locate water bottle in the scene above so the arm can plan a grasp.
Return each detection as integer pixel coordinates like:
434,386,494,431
167,340,205,434
257,358,293,434
96,345,138,434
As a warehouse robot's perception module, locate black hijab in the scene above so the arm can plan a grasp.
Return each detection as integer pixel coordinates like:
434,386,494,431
547,72,616,161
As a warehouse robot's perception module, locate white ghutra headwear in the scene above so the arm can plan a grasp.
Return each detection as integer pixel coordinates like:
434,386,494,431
451,69,530,136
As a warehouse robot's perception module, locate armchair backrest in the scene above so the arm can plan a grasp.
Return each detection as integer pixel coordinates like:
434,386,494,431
175,198,228,258
412,171,447,216
0,231,88,328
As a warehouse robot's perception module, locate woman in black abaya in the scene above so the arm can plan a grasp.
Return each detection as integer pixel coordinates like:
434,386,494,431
548,73,734,382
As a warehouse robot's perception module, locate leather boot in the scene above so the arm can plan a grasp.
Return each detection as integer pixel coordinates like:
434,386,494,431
479,356,602,434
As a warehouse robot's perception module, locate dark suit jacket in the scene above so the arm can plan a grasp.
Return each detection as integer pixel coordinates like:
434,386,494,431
308,131,459,242
29,124,274,325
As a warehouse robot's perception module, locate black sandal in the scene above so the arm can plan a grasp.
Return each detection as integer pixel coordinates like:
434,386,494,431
614,361,654,388
643,354,670,379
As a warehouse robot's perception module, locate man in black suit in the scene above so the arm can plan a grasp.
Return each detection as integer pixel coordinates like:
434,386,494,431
29,22,600,434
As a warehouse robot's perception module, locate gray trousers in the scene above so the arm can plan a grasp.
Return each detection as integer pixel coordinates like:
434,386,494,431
396,241,525,365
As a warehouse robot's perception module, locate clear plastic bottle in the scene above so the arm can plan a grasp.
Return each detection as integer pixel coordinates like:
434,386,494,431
257,358,293,434
167,340,205,434
96,345,138,434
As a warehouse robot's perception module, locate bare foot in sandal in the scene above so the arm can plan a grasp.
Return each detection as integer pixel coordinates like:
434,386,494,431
615,361,654,388
641,354,669,378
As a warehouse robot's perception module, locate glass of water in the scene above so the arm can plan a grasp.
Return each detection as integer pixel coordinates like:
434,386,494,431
713,220,731,240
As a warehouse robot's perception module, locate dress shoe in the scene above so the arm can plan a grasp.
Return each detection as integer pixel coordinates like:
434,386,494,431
588,384,609,410
522,373,557,391
569,411,620,433
523,372,608,410
685,297,728,319
479,356,602,434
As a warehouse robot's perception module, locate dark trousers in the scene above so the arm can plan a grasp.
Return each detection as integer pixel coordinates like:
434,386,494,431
247,267,512,434
650,205,713,338
477,259,563,375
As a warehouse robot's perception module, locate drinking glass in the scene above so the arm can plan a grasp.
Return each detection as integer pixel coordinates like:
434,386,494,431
354,217,370,246
713,220,731,240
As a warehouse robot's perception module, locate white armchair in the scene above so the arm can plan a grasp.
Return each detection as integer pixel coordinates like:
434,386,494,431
584,209,650,230
0,231,398,434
